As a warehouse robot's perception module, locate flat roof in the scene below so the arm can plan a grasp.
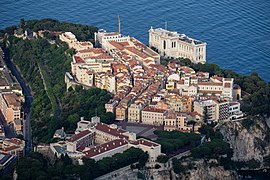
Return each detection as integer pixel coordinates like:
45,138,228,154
3,93,21,107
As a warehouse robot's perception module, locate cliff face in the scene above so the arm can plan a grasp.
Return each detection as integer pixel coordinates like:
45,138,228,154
182,160,238,180
151,159,238,180
220,117,270,164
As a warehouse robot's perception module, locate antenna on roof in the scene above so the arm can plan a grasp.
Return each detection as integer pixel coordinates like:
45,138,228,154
118,15,121,34
165,21,168,30
95,108,98,116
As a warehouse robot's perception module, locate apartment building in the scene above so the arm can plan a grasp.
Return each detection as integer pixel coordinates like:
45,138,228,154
149,27,207,64
165,94,193,112
105,100,118,113
128,103,145,123
229,102,243,119
194,99,229,122
0,93,22,124
141,106,167,125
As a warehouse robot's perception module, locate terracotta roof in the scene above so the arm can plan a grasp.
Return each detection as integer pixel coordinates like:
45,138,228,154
74,56,85,63
68,130,91,142
84,139,128,158
5,138,24,146
79,42,92,46
95,123,128,139
3,94,21,107
109,41,125,50
1,145,20,152
198,82,223,86
229,102,239,106
125,47,149,59
199,90,223,94
142,106,166,113
78,48,105,54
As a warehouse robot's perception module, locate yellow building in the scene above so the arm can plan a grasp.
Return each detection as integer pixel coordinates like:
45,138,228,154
128,103,144,123
165,94,193,112
115,105,127,121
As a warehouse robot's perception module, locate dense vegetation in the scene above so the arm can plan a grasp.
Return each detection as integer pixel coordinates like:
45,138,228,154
3,19,114,143
156,154,169,163
191,125,232,159
23,18,97,42
14,148,147,180
154,130,201,155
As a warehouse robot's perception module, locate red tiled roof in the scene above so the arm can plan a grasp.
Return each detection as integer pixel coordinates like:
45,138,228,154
74,56,85,63
84,139,128,158
198,82,223,86
125,47,149,59
142,106,166,113
68,130,91,142
211,76,223,82
229,102,239,106
1,145,20,152
5,138,24,146
109,41,125,50
95,123,128,139
78,48,105,54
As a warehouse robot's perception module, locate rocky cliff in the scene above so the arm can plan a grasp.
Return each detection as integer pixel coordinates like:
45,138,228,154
150,159,238,180
220,117,270,165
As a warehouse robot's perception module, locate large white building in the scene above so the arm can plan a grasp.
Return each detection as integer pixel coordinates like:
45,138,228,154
149,27,207,64
50,117,161,162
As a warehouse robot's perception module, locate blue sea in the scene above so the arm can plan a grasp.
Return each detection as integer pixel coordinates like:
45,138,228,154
1,0,270,82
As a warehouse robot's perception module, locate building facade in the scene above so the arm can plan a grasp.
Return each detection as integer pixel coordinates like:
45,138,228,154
149,27,207,64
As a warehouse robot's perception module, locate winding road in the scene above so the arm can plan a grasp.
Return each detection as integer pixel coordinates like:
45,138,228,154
2,46,33,155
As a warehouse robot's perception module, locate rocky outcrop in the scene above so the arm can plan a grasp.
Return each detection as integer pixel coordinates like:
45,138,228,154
220,117,270,164
150,159,238,180
182,160,238,180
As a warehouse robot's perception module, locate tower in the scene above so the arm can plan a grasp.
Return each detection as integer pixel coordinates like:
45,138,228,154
118,15,121,34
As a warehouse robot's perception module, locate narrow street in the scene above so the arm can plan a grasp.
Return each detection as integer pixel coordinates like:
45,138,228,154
2,47,33,155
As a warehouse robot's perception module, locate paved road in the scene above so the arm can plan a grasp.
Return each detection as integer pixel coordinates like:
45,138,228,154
2,46,33,155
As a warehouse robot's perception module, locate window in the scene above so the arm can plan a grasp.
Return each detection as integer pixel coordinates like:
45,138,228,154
163,40,166,49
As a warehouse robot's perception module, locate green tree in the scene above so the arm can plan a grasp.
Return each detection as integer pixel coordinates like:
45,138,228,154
156,155,169,163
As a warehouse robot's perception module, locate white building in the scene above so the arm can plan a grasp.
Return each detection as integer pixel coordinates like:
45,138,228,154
94,29,129,49
51,117,162,162
229,102,243,119
59,32,93,51
149,27,207,64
